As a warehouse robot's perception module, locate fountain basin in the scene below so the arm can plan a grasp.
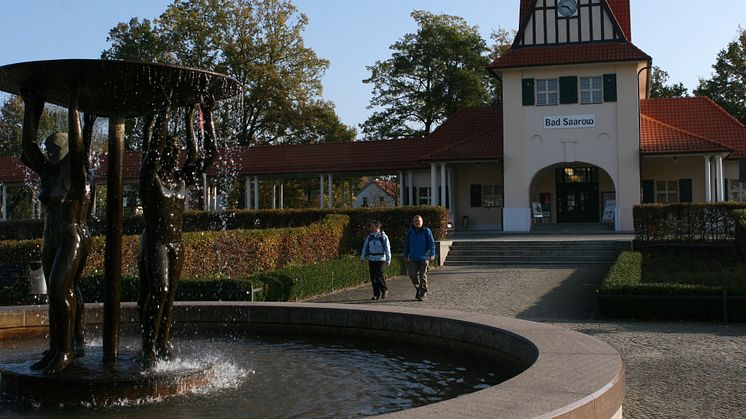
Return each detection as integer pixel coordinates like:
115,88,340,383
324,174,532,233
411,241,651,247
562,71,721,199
0,302,623,417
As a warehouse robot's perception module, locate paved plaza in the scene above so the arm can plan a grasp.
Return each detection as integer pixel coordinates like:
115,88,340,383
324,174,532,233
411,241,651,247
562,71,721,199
310,265,746,418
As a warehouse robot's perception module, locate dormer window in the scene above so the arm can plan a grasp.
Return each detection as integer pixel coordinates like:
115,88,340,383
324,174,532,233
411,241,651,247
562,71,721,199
579,76,603,104
536,79,559,106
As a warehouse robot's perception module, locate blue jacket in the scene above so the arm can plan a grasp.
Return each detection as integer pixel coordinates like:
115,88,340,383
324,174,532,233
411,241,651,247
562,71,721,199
360,231,392,263
404,226,435,261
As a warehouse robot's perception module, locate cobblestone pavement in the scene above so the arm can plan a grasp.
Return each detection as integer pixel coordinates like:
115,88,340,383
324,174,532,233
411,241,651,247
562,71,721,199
310,265,746,418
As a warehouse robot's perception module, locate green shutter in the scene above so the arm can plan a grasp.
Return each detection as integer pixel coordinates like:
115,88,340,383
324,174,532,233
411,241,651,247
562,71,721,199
470,184,482,207
679,179,692,202
641,180,654,203
559,76,578,104
522,78,535,106
603,74,617,102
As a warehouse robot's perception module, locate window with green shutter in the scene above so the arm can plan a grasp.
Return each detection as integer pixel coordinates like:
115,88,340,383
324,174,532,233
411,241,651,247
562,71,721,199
559,76,578,104
603,74,617,102
522,78,535,106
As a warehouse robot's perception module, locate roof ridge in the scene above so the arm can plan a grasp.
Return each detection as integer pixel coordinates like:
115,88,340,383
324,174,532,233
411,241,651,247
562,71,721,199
642,96,746,129
641,114,733,151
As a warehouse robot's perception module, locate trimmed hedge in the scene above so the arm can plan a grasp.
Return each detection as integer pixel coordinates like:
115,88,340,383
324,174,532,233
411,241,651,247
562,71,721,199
0,255,408,305
0,214,350,284
0,207,449,244
598,249,746,321
634,202,746,243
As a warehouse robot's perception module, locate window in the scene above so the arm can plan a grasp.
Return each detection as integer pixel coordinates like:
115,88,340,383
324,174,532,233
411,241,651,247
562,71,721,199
362,197,368,207
655,180,678,203
579,76,603,104
482,185,504,207
536,79,558,106
418,187,431,206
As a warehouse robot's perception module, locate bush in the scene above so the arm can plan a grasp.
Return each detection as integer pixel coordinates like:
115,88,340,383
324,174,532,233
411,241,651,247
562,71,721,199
634,202,746,243
250,255,408,302
0,207,449,246
0,215,350,295
598,249,746,321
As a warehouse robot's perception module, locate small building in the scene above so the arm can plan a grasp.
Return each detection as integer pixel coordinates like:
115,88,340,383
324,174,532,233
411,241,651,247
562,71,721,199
354,180,399,208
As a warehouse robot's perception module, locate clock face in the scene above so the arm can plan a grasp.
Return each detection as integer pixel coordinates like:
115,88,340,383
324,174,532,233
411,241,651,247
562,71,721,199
557,0,578,17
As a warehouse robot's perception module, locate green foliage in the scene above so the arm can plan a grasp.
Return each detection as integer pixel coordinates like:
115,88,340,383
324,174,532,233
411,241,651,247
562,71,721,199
0,207,449,246
486,28,515,105
250,255,407,301
598,249,746,321
0,95,69,157
695,27,746,124
633,202,746,242
649,66,689,99
361,10,492,138
101,0,354,146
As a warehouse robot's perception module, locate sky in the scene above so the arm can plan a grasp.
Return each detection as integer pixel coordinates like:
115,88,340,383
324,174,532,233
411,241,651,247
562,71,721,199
1,0,745,134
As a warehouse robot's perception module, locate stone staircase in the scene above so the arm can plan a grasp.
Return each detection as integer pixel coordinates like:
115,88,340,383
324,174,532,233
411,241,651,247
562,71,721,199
444,240,626,267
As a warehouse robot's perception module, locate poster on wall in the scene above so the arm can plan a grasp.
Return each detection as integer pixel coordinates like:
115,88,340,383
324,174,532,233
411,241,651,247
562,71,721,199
602,200,616,223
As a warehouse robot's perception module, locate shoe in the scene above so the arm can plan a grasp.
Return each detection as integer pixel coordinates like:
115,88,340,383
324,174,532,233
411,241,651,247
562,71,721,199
420,292,427,300
372,296,380,300
415,290,421,301
381,291,388,299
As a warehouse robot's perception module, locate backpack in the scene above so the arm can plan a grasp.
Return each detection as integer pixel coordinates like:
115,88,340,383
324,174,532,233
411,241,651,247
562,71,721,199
367,233,387,256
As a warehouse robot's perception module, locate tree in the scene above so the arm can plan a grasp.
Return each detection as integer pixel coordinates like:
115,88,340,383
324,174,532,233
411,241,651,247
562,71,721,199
486,28,515,105
0,95,67,157
695,27,746,124
649,66,689,98
102,0,353,146
361,11,490,139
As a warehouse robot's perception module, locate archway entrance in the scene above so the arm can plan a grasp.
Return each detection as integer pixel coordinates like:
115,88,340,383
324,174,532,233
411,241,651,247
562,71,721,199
530,164,615,225
556,167,599,223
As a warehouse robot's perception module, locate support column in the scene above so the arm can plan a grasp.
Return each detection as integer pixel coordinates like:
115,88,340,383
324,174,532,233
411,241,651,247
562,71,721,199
253,177,259,210
349,178,355,207
448,168,454,213
398,171,405,207
104,115,125,362
430,163,439,206
272,182,277,209
328,174,334,208
440,163,447,208
716,155,725,202
408,171,413,206
202,173,208,210
319,174,325,208
704,155,712,203
1,183,6,221
279,182,284,209
245,176,251,209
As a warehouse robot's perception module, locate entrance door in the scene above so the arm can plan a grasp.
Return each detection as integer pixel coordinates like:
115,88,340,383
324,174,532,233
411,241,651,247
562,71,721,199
556,167,599,223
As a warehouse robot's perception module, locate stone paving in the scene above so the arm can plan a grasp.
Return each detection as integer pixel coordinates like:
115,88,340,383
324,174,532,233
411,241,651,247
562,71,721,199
310,265,746,418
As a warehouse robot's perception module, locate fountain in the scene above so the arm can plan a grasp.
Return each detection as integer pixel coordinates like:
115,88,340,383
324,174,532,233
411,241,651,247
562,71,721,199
0,59,625,417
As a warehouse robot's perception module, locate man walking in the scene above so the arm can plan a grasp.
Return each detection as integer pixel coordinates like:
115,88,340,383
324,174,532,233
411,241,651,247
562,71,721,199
403,215,435,301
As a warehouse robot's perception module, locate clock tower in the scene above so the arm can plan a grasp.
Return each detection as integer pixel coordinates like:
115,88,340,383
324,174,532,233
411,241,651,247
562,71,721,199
490,0,651,232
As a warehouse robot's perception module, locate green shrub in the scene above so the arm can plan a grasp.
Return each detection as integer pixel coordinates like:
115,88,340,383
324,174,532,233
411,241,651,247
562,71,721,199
0,207,449,244
598,248,746,321
249,255,407,301
634,202,746,243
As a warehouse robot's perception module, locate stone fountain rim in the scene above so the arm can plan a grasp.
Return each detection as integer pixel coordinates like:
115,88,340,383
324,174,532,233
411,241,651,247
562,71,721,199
0,302,624,418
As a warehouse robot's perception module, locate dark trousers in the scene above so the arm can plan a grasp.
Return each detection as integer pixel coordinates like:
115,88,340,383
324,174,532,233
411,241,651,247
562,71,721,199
368,261,388,297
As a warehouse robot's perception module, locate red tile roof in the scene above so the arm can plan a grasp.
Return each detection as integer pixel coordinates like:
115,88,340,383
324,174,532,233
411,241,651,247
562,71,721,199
640,115,732,155
490,42,650,70
607,0,632,41
0,156,35,183
641,97,746,159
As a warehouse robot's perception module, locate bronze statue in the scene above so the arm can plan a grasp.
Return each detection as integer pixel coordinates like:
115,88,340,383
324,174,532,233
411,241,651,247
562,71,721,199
138,100,216,367
20,91,93,375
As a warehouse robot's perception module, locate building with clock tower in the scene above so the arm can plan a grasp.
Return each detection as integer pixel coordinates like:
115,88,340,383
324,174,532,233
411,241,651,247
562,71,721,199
491,0,651,231
2,0,746,235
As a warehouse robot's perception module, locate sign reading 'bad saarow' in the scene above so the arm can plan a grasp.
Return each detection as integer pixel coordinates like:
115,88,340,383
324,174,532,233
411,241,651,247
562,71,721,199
543,114,596,129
